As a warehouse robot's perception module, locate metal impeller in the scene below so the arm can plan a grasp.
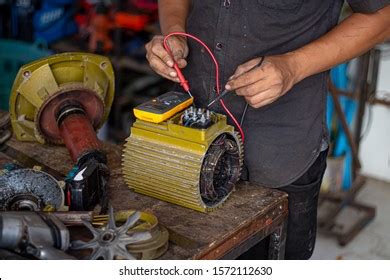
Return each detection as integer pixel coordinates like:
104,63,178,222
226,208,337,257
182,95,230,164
71,208,152,260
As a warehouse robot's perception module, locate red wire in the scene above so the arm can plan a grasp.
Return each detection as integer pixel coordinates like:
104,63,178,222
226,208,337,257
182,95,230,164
163,32,245,143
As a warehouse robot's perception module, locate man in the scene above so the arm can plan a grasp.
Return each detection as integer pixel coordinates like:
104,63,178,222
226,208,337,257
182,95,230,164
145,1,390,259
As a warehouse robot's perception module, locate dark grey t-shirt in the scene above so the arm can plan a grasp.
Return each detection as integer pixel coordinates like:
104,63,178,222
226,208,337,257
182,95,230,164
181,0,389,187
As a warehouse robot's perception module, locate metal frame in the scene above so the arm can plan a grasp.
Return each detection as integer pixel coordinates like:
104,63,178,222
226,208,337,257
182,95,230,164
318,50,383,246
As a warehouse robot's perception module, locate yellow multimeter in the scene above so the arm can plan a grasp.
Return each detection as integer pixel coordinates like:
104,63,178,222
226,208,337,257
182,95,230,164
133,91,194,123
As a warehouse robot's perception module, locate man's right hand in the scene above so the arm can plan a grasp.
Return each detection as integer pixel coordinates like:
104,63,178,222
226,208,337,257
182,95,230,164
145,35,189,82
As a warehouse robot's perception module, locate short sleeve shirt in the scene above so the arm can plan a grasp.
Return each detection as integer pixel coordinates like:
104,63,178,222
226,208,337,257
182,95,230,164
181,0,389,187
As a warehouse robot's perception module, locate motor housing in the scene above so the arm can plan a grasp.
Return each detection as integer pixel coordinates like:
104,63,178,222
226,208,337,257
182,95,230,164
122,109,243,212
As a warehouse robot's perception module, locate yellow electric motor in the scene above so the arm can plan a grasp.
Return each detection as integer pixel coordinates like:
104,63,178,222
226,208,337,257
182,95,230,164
122,100,243,212
9,52,114,144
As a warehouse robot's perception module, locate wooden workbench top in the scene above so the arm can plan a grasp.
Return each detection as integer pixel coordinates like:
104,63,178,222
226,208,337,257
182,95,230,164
1,138,288,259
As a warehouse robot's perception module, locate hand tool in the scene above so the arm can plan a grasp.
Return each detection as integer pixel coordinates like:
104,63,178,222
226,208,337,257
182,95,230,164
0,211,75,260
133,91,193,123
207,56,265,108
71,207,154,260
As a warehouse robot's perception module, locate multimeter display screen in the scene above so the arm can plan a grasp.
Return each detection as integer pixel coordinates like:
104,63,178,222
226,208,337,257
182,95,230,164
136,91,192,114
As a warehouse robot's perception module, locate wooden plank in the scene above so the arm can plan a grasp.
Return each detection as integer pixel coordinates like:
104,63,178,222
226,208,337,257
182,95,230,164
1,138,288,259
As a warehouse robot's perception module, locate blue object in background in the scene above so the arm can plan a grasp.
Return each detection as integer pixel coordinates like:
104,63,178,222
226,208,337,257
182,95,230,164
327,63,357,190
0,39,53,110
33,0,78,44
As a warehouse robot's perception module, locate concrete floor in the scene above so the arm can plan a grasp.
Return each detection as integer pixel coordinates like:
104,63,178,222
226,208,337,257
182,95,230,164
312,177,390,259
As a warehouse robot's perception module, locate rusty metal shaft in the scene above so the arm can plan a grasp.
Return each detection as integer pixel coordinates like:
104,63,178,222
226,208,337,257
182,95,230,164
58,111,102,163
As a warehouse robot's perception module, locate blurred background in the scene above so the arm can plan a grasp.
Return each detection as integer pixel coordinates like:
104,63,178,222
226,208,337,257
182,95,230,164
0,0,172,144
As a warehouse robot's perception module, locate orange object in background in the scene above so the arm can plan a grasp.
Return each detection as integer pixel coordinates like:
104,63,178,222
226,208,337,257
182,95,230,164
88,3,114,54
114,12,149,32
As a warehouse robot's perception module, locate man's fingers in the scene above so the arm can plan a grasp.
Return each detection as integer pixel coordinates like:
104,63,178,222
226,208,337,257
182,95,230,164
244,89,278,108
226,68,268,91
145,35,189,81
228,57,264,81
248,96,278,108
172,49,184,61
147,55,179,82
236,80,272,97
177,58,188,68
167,36,189,58
151,40,174,67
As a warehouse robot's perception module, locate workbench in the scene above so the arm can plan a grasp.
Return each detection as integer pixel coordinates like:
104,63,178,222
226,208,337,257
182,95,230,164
0,138,288,260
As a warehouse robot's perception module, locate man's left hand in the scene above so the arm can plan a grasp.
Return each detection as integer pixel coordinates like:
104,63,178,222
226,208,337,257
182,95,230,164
225,55,299,108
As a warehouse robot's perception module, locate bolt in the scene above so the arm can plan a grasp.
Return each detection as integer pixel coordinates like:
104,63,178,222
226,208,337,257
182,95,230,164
23,71,31,78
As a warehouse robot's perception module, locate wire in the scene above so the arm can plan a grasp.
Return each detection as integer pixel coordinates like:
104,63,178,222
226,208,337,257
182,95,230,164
163,32,245,142
240,103,249,127
239,56,265,127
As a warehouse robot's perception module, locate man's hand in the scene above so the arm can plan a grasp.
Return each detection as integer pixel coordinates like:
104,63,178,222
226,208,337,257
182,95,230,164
145,35,189,82
225,55,298,108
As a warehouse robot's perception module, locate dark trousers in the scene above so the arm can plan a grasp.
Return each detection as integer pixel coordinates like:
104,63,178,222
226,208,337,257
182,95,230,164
238,149,328,260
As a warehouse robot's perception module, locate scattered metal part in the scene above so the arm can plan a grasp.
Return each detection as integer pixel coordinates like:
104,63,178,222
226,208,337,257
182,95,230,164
87,209,169,259
0,211,74,260
116,211,168,259
6,193,42,211
0,111,11,146
127,225,169,260
0,168,64,211
46,211,94,227
123,111,243,212
9,53,115,212
71,208,153,260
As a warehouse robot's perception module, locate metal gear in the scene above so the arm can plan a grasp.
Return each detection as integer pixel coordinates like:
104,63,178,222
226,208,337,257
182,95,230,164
71,208,153,260
0,168,64,211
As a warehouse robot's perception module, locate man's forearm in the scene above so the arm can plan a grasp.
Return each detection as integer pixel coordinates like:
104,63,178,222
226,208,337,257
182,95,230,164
288,5,390,83
158,0,191,35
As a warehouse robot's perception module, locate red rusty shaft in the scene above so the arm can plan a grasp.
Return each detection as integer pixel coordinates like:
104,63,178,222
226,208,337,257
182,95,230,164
58,113,101,162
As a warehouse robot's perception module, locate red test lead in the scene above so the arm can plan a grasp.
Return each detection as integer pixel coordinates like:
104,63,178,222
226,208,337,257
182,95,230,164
162,32,245,143
173,63,190,93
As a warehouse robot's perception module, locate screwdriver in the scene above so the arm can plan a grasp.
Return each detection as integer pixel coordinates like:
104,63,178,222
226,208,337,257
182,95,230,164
207,56,265,108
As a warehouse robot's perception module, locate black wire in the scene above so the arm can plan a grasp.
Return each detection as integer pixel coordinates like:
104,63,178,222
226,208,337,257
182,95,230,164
240,103,249,127
240,56,265,182
239,56,265,127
